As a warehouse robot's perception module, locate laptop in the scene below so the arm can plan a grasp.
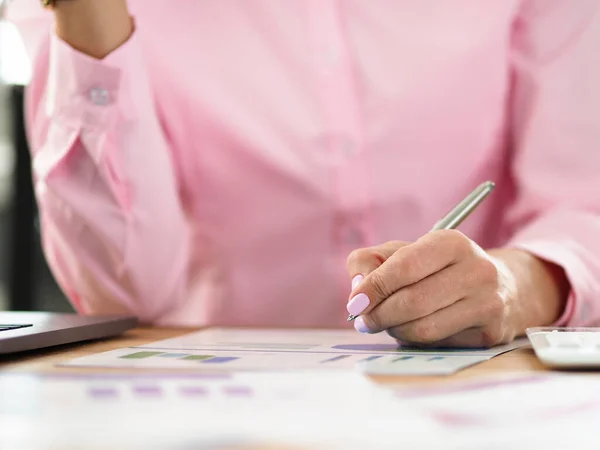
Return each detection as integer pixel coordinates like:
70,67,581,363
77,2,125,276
0,311,138,355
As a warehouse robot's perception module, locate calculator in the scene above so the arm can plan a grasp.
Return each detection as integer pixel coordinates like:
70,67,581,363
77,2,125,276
526,327,600,368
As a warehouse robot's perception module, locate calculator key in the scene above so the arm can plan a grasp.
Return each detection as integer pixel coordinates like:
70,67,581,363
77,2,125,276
545,332,583,348
580,333,600,348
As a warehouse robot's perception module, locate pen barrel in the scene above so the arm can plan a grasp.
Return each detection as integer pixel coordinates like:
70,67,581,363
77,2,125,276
431,181,495,231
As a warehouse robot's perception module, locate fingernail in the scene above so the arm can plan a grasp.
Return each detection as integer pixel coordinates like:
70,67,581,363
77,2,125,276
347,293,370,317
351,274,364,290
354,316,370,333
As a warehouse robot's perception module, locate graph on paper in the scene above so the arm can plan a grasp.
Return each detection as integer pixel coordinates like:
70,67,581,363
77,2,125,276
88,382,259,400
0,372,385,408
59,328,525,374
63,347,461,371
137,328,525,356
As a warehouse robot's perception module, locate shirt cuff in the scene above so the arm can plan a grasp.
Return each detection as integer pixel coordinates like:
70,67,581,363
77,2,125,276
505,210,600,327
45,23,139,131
507,240,577,327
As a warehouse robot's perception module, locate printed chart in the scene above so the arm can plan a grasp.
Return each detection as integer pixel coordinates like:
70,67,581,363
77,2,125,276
63,347,487,373
2,372,598,450
0,372,432,450
140,328,524,357
61,329,525,374
0,371,378,405
392,373,600,429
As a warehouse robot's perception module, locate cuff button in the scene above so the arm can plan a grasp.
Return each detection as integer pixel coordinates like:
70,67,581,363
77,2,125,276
88,87,111,106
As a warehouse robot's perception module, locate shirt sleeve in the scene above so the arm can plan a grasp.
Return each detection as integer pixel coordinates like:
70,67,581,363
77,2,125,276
16,21,191,323
505,0,600,327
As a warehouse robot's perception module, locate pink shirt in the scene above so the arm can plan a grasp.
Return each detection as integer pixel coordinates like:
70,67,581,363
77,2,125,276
8,0,600,328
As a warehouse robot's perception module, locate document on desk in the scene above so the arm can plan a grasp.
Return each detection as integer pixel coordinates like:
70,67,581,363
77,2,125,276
0,372,438,450
60,328,526,375
3,372,599,449
385,373,600,450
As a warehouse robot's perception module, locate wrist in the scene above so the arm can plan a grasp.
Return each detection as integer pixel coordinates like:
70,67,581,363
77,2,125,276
489,248,570,333
52,0,133,59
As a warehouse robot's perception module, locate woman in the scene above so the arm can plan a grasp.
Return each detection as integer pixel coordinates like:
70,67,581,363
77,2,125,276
7,0,600,347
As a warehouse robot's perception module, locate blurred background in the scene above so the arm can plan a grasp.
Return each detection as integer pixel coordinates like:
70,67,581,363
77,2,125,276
0,7,72,312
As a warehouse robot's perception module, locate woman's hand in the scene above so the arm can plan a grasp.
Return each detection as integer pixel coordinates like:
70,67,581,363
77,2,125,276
53,0,133,59
346,230,569,348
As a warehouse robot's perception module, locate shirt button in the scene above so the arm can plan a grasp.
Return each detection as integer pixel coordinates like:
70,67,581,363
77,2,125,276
341,225,364,248
88,87,111,106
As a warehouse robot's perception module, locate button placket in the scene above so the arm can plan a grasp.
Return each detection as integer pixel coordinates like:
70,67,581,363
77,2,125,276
308,2,372,254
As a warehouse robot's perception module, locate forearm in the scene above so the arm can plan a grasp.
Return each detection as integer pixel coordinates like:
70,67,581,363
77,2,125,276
489,248,570,334
24,21,191,321
54,0,132,59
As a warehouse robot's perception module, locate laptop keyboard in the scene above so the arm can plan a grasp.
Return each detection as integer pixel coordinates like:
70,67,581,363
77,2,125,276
0,324,33,332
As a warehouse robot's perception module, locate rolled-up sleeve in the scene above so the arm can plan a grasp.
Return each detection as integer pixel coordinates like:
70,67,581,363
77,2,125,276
13,18,191,322
506,0,600,326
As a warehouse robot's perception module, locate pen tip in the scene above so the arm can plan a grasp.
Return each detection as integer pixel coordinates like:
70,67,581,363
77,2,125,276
347,315,357,322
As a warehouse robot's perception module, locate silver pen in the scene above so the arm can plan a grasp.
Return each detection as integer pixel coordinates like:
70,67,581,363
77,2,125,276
347,181,496,322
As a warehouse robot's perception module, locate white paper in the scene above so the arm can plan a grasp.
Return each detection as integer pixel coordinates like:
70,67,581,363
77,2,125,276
356,355,491,375
386,373,600,449
60,328,526,375
4,371,599,449
139,327,525,356
0,372,439,450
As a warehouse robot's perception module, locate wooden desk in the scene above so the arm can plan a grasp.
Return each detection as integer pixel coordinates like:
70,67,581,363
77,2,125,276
0,326,549,384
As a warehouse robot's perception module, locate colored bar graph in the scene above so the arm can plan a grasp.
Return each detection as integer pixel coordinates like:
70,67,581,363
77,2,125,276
362,355,383,362
133,385,162,397
223,386,253,396
179,386,208,397
88,387,118,399
120,351,165,359
321,355,351,363
202,356,239,364
182,355,214,361
159,353,190,358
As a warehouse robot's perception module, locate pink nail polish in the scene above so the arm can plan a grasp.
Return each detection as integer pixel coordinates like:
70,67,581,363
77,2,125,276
347,293,370,317
354,316,370,333
351,274,364,290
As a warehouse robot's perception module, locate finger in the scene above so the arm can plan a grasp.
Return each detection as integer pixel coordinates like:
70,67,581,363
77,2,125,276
422,327,506,348
358,261,474,333
348,229,473,319
346,241,409,290
381,294,502,345
393,329,489,349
